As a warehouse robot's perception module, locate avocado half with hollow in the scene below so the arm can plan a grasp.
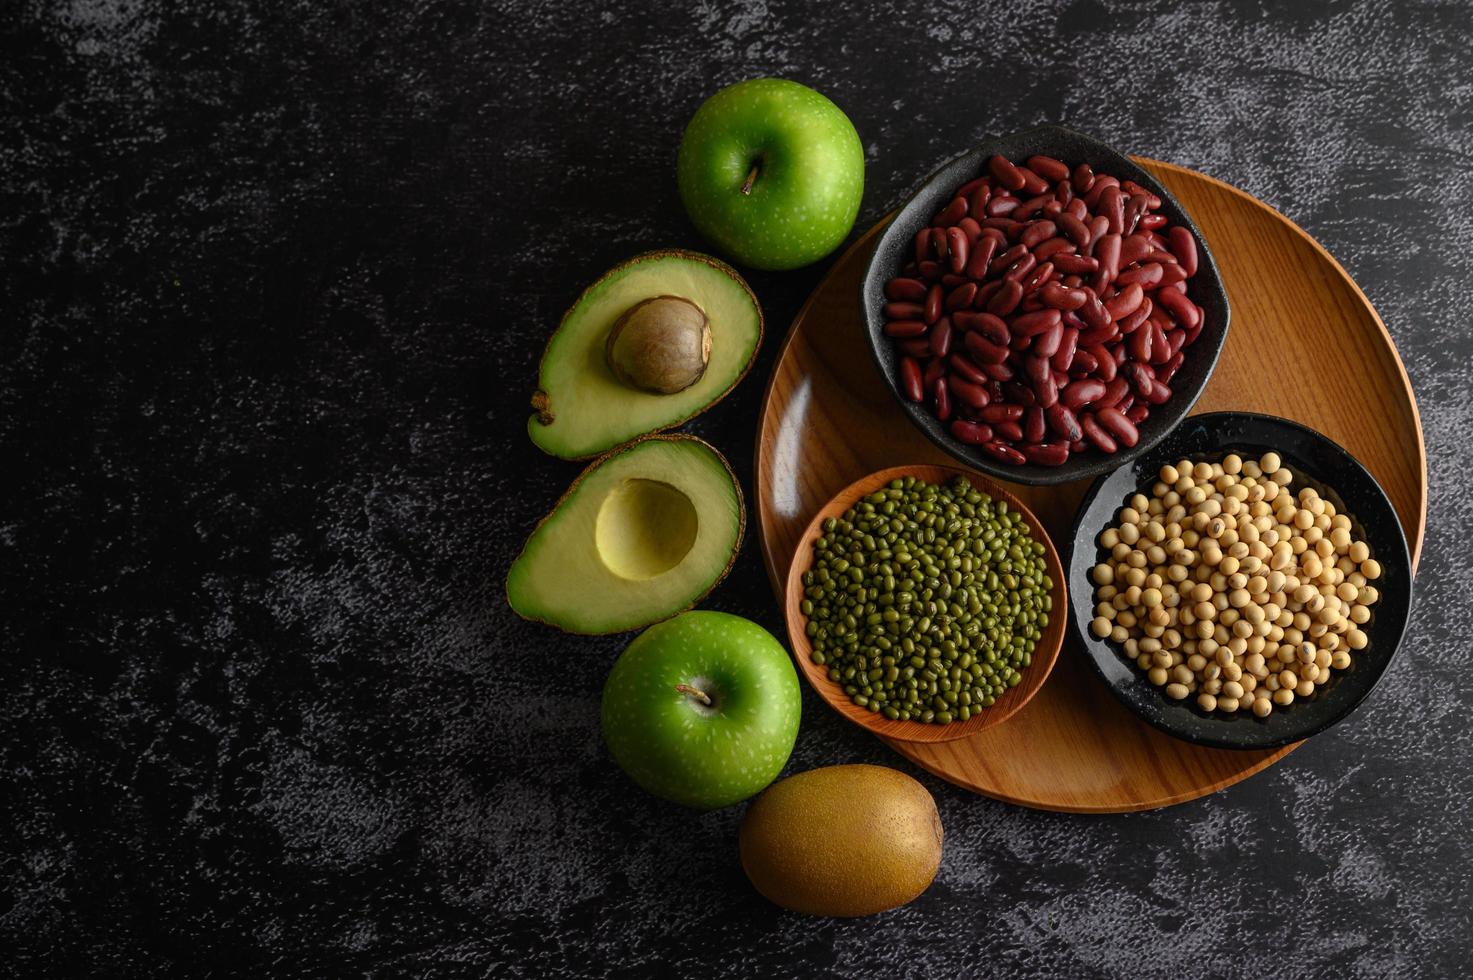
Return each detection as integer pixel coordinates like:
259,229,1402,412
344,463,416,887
506,434,744,634
528,250,763,460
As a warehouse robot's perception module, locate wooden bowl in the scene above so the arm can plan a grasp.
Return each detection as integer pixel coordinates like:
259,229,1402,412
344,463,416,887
783,464,1068,743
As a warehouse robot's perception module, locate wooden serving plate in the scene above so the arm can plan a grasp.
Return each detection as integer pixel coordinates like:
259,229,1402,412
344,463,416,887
755,159,1426,812
783,464,1067,744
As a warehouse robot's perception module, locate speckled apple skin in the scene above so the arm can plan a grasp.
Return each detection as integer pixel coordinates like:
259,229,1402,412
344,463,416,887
601,611,802,809
677,78,865,271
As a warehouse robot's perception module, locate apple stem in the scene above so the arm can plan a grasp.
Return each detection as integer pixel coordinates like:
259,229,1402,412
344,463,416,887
675,683,712,706
740,162,759,196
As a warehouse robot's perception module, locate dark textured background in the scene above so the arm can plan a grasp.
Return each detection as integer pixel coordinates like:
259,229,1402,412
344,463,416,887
3,1,1470,977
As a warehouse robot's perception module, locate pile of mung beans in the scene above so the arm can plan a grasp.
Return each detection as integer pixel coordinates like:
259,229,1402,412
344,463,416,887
1090,452,1382,717
801,475,1052,724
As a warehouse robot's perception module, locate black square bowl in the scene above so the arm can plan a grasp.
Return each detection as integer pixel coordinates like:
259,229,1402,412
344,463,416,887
861,125,1231,486
1065,412,1413,750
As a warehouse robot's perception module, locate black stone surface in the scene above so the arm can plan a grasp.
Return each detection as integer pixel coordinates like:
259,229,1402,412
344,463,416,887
2,1,1470,977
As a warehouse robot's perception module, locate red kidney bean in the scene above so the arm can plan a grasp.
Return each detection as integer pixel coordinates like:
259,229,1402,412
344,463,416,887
980,442,1027,465
988,155,1027,191
1018,165,1050,196
1127,321,1153,362
1117,297,1152,335
1126,403,1149,424
982,360,1015,382
1100,186,1126,234
1001,381,1034,406
1120,233,1153,266
1144,379,1172,405
929,317,954,358
1080,413,1117,453
1022,262,1055,296
946,282,977,311
1056,211,1090,247
990,243,1028,275
968,184,992,221
1139,213,1167,230
1096,406,1139,446
1156,286,1200,329
946,227,969,273
924,284,943,324
985,195,1020,218
949,420,993,445
1027,155,1070,183
1148,322,1171,364
886,277,926,301
956,176,987,199
981,403,1024,423
934,197,967,226
1040,283,1088,311
975,311,1011,345
1105,282,1144,321
1117,262,1163,287
1094,233,1122,284
1102,376,1131,406
994,420,1025,442
1070,349,1098,376
1167,226,1198,276
963,330,1009,364
1033,237,1076,262
1022,442,1068,466
932,376,951,421
941,273,968,288
1024,405,1047,442
933,228,953,262
884,319,928,338
986,279,1024,315
1045,402,1082,442
948,374,990,409
1159,351,1185,384
917,260,942,281
1126,361,1155,396
1052,253,1098,275
923,356,946,388
1062,377,1107,408
913,227,930,265
974,280,1001,308
899,356,923,401
1065,197,1088,221
1014,193,1053,220
1025,356,1058,408
963,237,997,281
1124,194,1152,234
1021,220,1057,249
1078,291,1112,331
1158,262,1187,286
884,302,924,319
1085,343,1115,382
1004,252,1037,283
1010,309,1062,338
1083,174,1119,209
1033,321,1065,359
1051,324,1079,372
949,353,990,385
1072,163,1095,193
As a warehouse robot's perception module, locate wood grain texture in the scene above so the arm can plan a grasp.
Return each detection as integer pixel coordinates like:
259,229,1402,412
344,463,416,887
783,464,1066,744
755,159,1427,813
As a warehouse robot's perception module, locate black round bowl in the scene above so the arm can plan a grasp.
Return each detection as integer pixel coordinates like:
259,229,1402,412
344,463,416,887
1066,412,1413,750
860,125,1231,486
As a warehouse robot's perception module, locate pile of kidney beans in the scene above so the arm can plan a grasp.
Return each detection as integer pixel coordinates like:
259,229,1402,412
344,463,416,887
883,154,1204,467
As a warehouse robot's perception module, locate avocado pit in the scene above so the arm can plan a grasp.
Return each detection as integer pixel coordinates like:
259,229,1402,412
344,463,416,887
605,295,712,395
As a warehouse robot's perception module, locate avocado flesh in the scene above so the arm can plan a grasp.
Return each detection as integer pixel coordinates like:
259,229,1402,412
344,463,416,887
529,251,761,459
506,436,744,634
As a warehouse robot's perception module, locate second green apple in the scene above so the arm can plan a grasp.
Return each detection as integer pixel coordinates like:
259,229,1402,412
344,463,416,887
677,78,864,271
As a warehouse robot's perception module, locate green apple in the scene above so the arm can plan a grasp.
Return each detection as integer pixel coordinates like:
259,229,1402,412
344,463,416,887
601,610,801,809
677,78,865,271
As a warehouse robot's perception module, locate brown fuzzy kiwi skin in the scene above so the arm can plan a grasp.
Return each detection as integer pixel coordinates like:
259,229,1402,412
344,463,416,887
528,249,765,460
504,433,747,636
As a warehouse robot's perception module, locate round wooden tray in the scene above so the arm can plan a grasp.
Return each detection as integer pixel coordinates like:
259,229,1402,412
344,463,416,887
755,159,1426,813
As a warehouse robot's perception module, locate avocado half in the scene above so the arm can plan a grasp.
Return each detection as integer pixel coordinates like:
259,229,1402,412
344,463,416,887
528,250,763,460
506,434,745,634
